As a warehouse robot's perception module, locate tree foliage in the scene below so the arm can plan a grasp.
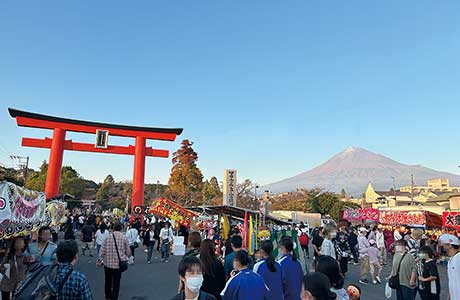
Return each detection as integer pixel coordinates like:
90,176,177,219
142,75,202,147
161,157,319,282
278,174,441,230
202,176,222,205
24,161,85,208
270,188,360,221
165,140,204,207
236,179,258,210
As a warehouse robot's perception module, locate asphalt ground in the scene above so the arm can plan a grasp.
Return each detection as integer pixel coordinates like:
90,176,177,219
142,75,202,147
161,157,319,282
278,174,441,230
74,242,450,300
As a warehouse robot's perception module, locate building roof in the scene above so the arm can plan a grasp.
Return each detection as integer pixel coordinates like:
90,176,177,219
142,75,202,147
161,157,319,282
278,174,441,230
375,190,413,197
9,108,183,135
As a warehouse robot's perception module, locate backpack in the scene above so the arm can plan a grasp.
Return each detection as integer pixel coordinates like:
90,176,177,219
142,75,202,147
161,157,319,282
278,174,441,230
15,264,73,300
299,233,309,247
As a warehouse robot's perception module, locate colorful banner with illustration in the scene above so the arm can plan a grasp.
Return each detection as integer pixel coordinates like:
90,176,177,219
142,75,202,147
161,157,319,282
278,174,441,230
0,181,67,239
343,208,380,221
379,211,426,227
442,212,460,228
149,197,196,227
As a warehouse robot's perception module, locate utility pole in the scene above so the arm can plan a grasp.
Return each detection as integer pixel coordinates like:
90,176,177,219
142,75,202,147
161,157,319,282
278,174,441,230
10,155,29,186
254,184,259,211
410,174,414,206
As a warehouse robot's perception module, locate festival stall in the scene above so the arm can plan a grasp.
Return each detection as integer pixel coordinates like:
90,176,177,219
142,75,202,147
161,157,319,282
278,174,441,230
342,208,442,229
0,181,67,240
342,208,380,225
442,212,460,229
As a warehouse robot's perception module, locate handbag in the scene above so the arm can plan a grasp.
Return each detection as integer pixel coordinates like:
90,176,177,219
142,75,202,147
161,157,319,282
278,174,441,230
112,234,128,272
389,253,406,289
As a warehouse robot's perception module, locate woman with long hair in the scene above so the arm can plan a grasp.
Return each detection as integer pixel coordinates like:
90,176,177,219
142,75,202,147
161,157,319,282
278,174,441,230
95,222,109,257
253,240,284,300
200,239,226,300
278,236,303,300
301,272,337,300
314,255,349,300
0,237,27,300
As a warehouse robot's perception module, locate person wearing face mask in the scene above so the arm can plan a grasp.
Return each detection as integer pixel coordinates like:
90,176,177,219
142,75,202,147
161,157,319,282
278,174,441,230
417,246,440,300
438,233,460,300
221,250,268,300
171,256,216,300
300,272,337,300
320,226,337,260
390,239,417,300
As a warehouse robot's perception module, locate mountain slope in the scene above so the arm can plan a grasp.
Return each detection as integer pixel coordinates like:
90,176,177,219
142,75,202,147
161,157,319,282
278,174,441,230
263,147,460,196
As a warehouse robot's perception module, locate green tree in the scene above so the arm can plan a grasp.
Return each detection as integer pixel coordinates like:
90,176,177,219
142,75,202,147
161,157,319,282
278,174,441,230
25,161,48,191
59,166,85,208
165,140,204,206
96,175,115,208
202,176,222,205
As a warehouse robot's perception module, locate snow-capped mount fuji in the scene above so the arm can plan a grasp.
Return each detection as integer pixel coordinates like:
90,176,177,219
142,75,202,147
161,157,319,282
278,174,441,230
263,147,460,196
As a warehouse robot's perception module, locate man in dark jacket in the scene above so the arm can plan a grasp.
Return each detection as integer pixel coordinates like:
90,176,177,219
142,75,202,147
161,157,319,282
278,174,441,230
171,256,216,300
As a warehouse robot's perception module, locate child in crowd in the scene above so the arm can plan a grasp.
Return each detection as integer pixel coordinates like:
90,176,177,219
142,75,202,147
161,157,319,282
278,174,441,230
367,239,382,284
346,284,361,300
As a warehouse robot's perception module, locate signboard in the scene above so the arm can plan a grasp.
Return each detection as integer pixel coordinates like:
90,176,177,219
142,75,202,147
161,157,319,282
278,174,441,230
223,169,238,207
443,212,460,228
149,197,196,227
379,211,426,227
95,129,109,148
343,208,380,221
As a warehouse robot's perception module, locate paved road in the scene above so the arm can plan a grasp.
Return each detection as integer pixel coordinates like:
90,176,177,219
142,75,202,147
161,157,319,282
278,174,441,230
76,246,181,300
75,245,449,300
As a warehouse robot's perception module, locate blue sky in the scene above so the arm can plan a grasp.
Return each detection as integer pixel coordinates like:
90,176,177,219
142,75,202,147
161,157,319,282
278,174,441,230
1,1,459,186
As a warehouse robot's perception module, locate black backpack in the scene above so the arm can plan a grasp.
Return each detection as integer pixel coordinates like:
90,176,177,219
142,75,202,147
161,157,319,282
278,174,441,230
15,264,73,300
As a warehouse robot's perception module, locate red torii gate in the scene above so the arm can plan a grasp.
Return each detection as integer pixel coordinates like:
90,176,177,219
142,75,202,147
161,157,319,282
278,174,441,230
9,108,182,213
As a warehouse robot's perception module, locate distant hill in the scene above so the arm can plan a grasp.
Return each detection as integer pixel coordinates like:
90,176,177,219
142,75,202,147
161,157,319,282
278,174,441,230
263,147,460,196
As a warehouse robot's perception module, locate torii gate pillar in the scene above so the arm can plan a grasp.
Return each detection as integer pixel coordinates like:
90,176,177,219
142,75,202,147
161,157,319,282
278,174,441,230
45,128,67,198
132,136,146,210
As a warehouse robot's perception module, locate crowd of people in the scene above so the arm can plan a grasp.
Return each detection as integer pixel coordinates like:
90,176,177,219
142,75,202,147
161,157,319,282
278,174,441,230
307,223,460,300
0,211,460,300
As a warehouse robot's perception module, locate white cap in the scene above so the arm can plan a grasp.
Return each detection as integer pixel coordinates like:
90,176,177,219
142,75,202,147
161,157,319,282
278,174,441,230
438,234,459,246
359,227,368,233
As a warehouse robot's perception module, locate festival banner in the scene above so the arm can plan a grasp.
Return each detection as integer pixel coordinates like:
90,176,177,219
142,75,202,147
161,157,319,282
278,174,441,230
442,212,460,228
149,197,196,227
379,211,426,227
343,208,380,221
0,181,67,239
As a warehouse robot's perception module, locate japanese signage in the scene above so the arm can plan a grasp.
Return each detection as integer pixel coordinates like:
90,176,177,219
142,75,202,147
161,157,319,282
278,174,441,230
442,212,460,228
149,197,196,227
343,208,380,221
0,181,66,239
379,211,426,227
223,169,238,207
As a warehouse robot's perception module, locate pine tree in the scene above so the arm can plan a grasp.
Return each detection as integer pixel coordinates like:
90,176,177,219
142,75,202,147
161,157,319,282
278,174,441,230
165,140,204,206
